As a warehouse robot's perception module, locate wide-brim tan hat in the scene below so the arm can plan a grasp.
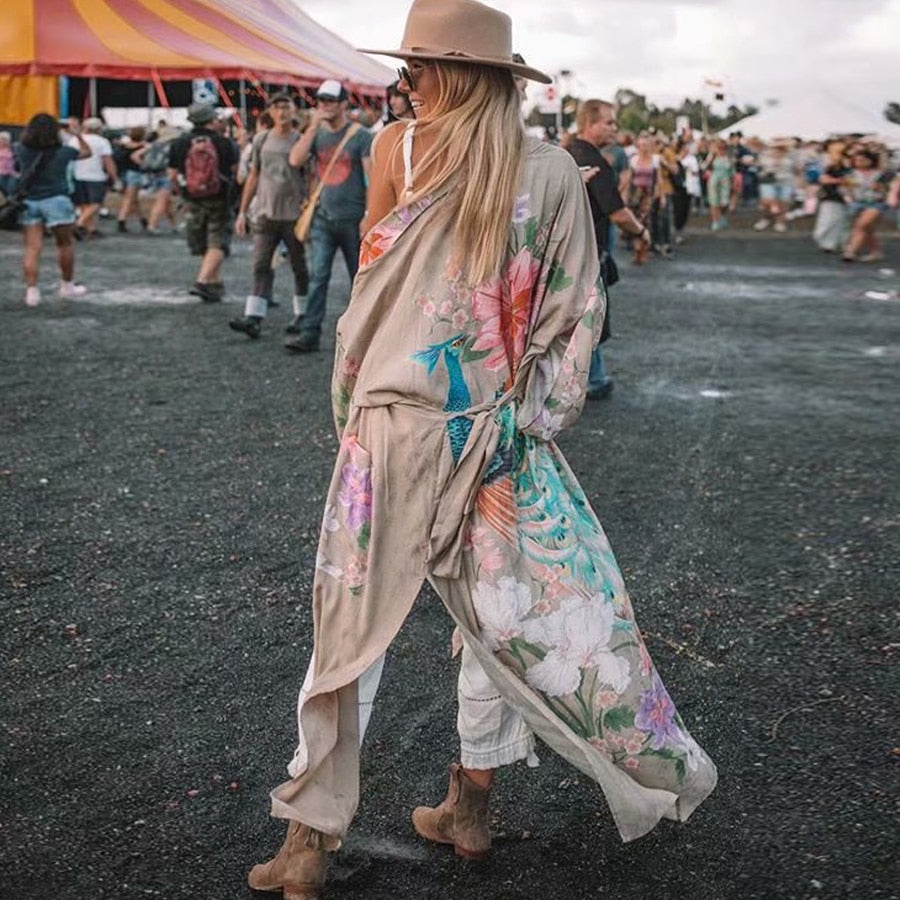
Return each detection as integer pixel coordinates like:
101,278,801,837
359,0,552,84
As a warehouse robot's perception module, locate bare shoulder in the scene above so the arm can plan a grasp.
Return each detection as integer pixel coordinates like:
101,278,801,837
372,120,406,158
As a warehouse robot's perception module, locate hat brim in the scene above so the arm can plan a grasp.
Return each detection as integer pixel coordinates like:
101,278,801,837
359,47,552,84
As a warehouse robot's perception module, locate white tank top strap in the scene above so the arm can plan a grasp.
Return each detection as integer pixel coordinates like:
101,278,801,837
402,120,416,198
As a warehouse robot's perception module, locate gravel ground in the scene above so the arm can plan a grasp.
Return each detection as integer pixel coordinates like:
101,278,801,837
1,215,898,900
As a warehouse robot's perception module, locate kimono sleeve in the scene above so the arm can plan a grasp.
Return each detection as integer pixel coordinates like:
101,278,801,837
515,159,606,441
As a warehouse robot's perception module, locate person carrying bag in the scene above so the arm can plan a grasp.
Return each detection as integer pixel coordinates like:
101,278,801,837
0,149,49,230
293,122,361,243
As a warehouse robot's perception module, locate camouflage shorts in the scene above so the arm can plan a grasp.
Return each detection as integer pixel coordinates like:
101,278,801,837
182,197,231,256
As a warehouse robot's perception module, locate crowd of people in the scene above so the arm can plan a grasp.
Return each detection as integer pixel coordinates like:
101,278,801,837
554,125,900,263
3,80,898,314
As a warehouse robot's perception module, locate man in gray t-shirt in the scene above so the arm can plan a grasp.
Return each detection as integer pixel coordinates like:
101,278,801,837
230,92,310,339
283,80,373,353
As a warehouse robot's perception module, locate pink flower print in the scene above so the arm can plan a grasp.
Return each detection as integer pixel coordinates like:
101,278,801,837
638,637,653,677
344,560,364,591
634,674,683,750
624,757,640,770
439,299,454,316
597,690,619,710
502,248,540,373
470,248,538,377
588,736,607,754
342,355,361,378
471,276,506,371
416,294,438,319
477,546,505,575
451,309,469,330
625,732,647,754
338,456,372,533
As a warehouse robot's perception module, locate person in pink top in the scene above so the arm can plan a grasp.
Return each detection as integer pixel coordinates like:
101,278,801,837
0,131,17,197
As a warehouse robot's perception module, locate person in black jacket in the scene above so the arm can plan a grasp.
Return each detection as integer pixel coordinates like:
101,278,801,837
167,104,238,302
566,100,649,399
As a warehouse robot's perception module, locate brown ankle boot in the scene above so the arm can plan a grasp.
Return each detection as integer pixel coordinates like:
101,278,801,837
412,763,491,859
248,820,330,898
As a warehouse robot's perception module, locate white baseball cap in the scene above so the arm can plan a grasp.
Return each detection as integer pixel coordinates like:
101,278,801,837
316,80,347,101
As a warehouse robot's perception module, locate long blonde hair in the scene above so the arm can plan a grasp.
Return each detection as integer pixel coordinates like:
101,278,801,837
402,61,526,286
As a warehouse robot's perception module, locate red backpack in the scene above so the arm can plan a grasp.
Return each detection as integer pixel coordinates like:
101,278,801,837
184,136,221,198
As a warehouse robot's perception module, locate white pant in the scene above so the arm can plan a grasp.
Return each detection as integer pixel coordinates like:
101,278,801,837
289,638,538,778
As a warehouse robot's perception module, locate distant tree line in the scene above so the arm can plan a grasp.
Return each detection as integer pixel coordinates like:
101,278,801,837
885,102,900,125
526,86,759,134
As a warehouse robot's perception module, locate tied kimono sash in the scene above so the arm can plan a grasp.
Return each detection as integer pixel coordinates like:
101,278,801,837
358,375,525,580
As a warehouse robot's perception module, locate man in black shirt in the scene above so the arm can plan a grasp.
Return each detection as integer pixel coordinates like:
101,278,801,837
167,104,238,302
567,100,649,398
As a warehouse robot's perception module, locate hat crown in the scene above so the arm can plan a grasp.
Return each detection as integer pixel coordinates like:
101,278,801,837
401,0,511,60
187,102,216,124
357,0,551,84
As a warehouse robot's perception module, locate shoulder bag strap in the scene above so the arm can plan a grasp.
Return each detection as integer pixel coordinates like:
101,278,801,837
306,123,362,211
11,148,51,201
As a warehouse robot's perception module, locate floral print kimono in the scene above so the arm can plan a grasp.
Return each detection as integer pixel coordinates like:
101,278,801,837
270,139,717,844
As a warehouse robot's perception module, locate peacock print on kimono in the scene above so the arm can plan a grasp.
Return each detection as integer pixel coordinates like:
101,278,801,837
412,334,520,546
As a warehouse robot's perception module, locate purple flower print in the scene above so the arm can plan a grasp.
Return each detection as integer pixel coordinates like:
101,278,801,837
634,674,683,750
338,461,372,532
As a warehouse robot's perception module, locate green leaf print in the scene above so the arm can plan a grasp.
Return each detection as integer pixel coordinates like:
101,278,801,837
508,636,547,661
357,520,370,552
675,758,686,783
524,217,539,249
461,346,492,364
603,706,635,731
548,264,574,293
334,386,352,430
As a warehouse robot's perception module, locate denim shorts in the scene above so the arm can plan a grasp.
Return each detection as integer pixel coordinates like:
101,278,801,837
20,194,77,228
151,174,173,191
759,183,793,202
122,170,146,189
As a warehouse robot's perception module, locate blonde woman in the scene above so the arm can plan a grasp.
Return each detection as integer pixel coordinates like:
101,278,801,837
248,2,717,897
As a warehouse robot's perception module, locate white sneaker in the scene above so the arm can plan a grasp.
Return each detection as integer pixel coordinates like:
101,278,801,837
753,218,770,231
773,222,787,233
25,286,41,307
59,282,88,298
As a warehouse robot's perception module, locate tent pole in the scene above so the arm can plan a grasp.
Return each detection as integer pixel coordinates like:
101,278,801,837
148,80,155,131
151,71,170,109
59,76,69,119
240,77,247,128
89,78,97,117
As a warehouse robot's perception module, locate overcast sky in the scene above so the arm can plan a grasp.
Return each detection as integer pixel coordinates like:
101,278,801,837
299,0,899,117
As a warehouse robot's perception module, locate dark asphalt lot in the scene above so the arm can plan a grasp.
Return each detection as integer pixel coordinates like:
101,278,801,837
1,214,898,900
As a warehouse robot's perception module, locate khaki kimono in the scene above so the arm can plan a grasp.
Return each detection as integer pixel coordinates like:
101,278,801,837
271,139,717,844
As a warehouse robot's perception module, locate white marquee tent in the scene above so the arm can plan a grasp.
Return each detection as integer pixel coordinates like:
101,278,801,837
719,91,900,145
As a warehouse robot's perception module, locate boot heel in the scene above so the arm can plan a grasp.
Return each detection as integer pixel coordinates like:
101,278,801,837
454,844,489,861
284,883,322,900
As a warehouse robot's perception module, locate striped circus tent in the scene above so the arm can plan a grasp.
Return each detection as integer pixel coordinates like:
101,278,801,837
1,0,393,113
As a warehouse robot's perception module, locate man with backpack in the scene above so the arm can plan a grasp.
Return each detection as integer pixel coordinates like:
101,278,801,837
229,92,309,339
167,103,238,302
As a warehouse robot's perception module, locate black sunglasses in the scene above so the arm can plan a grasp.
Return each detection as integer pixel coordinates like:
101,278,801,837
397,66,415,91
